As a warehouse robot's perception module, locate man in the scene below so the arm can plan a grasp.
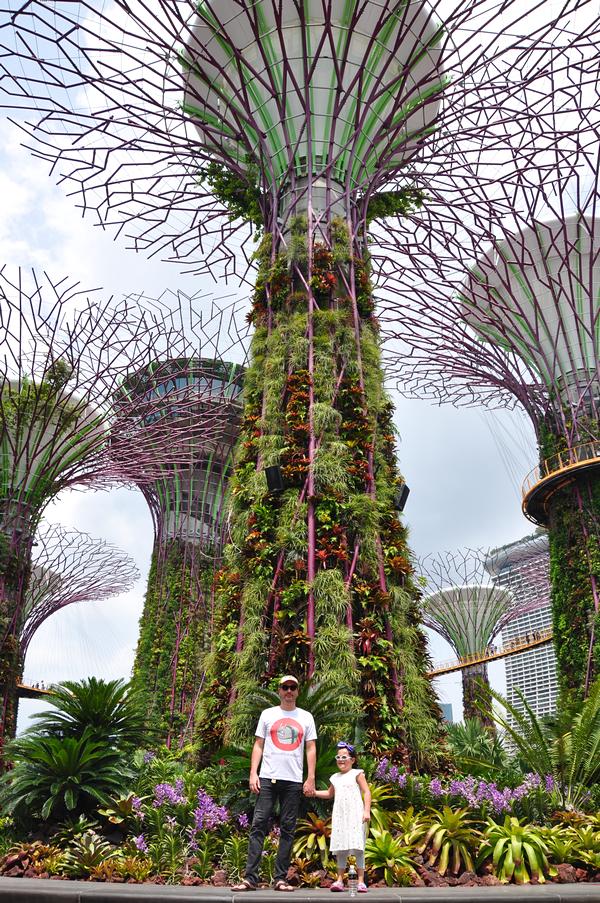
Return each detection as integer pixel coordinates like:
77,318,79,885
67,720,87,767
232,675,317,892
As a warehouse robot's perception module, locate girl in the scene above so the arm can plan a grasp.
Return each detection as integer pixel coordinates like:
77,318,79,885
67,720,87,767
313,741,371,892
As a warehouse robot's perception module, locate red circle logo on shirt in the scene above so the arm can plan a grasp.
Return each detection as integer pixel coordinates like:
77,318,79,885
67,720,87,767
270,717,304,751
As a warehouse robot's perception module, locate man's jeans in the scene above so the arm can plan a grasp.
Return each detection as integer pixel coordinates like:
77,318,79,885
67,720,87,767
245,779,303,885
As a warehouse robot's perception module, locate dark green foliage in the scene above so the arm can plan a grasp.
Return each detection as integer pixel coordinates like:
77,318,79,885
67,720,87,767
0,731,131,820
366,188,426,225
487,678,600,809
196,222,444,767
539,419,600,694
446,718,508,778
44,360,73,392
28,677,151,751
132,542,209,744
200,160,263,232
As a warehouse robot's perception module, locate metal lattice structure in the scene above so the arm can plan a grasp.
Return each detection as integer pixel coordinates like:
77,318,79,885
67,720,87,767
1,0,591,280
0,270,240,745
22,521,139,660
3,0,598,760
419,548,539,724
380,120,600,697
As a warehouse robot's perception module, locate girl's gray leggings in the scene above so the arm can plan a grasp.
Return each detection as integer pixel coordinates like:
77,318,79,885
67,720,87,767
335,849,365,869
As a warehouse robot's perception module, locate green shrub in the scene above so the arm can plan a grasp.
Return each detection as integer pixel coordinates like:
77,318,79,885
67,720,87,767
418,806,480,875
477,816,556,884
0,731,131,821
365,828,417,886
28,678,151,751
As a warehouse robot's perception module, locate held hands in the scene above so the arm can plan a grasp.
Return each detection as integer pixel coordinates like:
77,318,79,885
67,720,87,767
303,777,316,797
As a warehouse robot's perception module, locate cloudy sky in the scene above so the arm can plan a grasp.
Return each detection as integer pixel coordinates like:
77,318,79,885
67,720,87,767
0,105,539,731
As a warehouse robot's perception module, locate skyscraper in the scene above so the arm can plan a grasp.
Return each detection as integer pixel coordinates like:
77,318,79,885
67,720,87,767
485,533,557,720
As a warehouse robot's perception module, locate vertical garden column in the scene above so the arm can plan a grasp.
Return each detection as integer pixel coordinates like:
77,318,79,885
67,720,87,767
542,421,600,694
198,214,443,764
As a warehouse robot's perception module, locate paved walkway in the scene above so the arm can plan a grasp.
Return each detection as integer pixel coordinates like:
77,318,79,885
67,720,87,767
0,880,598,902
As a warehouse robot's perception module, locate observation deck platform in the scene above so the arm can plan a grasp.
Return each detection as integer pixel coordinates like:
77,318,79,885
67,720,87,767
427,628,553,678
522,441,600,526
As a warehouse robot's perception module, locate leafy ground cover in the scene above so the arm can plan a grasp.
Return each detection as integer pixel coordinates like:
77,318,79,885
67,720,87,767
0,679,599,887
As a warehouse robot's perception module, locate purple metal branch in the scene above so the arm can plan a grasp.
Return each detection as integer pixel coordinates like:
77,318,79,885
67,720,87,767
21,521,138,658
2,0,594,280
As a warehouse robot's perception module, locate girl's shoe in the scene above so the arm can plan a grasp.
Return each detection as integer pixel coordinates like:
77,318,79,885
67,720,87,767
330,880,345,892
357,883,368,893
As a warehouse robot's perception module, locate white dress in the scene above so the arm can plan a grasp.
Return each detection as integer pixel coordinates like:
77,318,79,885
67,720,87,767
329,768,366,852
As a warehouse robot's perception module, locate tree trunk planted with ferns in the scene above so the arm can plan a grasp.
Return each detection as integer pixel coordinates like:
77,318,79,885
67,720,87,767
196,221,444,766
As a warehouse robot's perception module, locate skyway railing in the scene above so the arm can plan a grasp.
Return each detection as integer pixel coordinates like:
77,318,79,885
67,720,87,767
427,627,553,677
522,440,600,498
17,682,53,698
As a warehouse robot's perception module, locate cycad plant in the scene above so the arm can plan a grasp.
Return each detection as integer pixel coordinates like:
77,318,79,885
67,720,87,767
28,678,151,750
477,816,556,884
446,718,508,777
488,678,600,809
0,731,131,821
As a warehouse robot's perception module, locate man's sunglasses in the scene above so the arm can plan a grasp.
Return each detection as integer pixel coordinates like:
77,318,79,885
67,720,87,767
280,684,298,691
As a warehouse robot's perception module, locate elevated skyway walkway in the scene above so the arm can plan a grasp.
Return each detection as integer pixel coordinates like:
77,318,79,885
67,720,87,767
427,628,553,677
16,682,52,699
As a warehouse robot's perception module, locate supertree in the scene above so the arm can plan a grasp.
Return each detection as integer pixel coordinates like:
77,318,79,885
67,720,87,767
123,295,248,746
0,268,230,744
3,0,592,761
419,549,539,726
21,521,138,663
378,111,600,699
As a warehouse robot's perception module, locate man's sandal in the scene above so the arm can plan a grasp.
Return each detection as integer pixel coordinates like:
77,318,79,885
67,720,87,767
232,879,257,891
273,880,295,892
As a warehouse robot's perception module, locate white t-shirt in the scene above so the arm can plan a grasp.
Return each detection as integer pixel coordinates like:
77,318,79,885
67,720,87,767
255,705,317,783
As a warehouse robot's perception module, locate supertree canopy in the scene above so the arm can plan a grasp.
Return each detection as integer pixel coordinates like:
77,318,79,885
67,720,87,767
2,0,588,276
0,269,228,744
3,0,594,762
419,549,537,727
21,522,139,662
